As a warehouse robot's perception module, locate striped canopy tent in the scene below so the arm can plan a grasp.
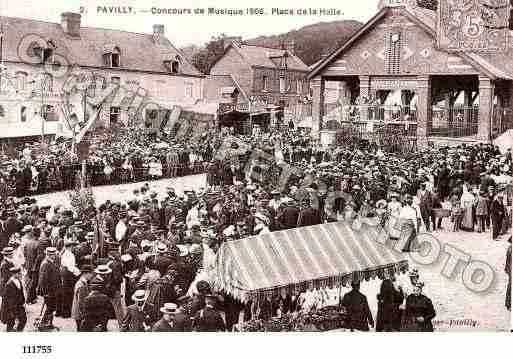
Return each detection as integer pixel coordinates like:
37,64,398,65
214,221,408,303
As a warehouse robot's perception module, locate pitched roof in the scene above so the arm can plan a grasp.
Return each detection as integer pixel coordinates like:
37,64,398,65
308,5,513,80
229,42,309,72
0,15,202,77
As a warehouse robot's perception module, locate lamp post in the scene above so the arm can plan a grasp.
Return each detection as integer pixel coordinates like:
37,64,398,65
28,76,46,146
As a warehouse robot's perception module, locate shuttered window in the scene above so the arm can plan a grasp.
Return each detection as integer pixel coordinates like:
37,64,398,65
387,32,401,74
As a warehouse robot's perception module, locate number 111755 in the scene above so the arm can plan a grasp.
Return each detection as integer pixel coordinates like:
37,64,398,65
22,345,52,354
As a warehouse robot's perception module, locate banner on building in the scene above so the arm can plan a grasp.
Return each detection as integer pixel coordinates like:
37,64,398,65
437,0,510,52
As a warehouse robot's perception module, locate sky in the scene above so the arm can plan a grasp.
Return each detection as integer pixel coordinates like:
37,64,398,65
0,0,380,47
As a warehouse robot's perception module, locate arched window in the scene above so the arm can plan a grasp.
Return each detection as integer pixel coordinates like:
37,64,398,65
15,71,28,91
112,47,121,68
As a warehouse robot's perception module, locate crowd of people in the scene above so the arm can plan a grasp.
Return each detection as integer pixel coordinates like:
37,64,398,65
0,125,510,332
0,128,223,198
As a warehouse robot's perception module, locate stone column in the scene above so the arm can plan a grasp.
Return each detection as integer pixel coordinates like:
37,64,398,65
463,89,472,133
359,75,371,121
311,76,325,139
478,76,494,142
416,75,432,146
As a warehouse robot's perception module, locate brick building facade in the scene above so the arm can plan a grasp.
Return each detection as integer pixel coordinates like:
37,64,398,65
210,41,310,132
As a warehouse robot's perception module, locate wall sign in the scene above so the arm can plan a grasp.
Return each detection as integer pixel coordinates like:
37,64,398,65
437,0,510,52
370,78,417,89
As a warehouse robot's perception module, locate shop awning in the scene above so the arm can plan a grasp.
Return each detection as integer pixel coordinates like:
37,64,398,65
183,102,220,116
214,221,408,302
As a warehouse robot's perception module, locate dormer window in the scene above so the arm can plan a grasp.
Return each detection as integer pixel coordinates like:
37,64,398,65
31,39,56,64
164,56,181,73
171,61,179,73
103,45,121,68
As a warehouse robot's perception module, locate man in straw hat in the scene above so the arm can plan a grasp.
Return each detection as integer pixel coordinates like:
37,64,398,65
37,247,61,330
120,289,156,332
0,267,26,331
151,302,177,332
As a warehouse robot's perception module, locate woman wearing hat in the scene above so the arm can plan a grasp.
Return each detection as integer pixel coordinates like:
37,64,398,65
397,195,419,252
401,282,436,332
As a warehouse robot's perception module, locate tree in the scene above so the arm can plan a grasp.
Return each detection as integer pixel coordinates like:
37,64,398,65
191,34,230,74
417,0,438,10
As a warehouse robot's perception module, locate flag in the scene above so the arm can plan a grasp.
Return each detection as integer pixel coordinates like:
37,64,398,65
76,103,102,143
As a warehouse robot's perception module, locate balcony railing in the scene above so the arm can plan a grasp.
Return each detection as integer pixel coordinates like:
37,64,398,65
323,104,417,124
430,106,478,138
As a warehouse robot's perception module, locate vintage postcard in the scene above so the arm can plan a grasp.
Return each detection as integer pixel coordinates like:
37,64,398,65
0,0,511,351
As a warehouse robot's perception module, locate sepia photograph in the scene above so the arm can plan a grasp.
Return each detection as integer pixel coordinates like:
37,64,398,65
0,0,511,349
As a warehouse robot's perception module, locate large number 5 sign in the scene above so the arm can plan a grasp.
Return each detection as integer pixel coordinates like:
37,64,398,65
462,11,484,38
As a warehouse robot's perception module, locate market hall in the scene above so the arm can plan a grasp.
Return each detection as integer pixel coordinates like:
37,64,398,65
308,1,513,147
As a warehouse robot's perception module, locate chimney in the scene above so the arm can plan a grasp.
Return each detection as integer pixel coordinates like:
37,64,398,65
153,24,165,43
61,12,81,37
223,36,242,50
285,40,296,55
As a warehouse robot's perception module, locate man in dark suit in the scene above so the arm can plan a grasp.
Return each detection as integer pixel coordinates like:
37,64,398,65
152,303,177,332
3,210,22,245
297,202,322,227
341,281,374,331
173,295,193,331
190,280,211,317
418,184,433,231
23,227,39,303
121,289,156,332
150,244,174,276
0,247,15,296
490,194,506,240
37,247,61,330
193,294,226,332
0,267,27,331
81,277,111,331
277,199,300,230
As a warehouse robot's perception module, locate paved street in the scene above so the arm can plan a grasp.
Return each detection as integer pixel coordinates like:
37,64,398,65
31,174,207,207
11,175,511,332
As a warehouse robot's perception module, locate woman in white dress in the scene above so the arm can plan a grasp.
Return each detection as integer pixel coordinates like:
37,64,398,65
148,157,162,180
460,184,475,231
103,158,113,184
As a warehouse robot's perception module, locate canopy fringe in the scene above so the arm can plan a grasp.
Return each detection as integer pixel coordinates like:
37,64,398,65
215,260,409,303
